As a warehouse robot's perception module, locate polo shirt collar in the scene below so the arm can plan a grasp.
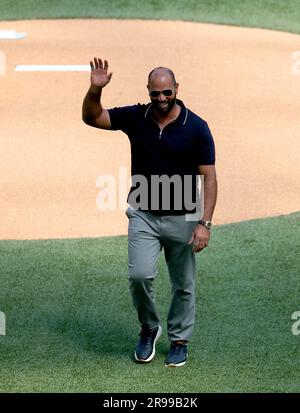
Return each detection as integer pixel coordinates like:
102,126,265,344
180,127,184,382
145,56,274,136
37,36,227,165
144,99,188,126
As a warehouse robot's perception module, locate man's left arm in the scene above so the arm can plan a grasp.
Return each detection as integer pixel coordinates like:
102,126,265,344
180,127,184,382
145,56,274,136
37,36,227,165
188,165,218,253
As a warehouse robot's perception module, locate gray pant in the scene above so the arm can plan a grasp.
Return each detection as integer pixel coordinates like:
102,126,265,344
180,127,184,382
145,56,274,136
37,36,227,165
126,206,198,342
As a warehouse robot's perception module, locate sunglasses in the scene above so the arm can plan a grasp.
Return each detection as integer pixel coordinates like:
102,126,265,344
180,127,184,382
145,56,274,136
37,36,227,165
149,89,174,98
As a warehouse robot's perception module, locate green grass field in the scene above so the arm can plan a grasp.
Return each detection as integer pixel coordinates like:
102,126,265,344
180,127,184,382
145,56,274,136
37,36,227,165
1,0,300,394
0,0,300,34
0,212,299,392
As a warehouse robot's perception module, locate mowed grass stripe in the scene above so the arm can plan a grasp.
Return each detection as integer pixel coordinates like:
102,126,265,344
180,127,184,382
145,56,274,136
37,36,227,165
0,212,299,392
0,0,300,34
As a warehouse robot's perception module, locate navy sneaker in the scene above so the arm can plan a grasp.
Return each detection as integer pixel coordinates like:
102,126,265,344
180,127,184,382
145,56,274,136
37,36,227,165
134,325,162,363
164,341,188,367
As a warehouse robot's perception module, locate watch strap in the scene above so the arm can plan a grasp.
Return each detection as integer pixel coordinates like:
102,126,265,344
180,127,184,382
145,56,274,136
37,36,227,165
197,220,212,229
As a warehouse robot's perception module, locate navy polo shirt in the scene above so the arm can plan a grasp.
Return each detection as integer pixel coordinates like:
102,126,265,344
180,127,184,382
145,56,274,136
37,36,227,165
108,99,215,215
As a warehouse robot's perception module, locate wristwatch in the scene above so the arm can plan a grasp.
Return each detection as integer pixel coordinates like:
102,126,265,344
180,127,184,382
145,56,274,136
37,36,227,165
197,220,212,230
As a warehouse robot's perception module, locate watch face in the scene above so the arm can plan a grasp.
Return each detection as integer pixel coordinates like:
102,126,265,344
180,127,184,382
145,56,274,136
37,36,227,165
198,220,212,229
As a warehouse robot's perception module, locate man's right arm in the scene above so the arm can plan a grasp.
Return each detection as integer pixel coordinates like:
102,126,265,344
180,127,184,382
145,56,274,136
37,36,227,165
82,58,113,130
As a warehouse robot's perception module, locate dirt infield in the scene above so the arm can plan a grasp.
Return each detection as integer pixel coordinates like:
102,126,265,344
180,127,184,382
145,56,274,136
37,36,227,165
0,19,299,240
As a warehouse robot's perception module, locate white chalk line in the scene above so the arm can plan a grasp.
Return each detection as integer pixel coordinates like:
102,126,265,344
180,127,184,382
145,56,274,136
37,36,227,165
0,30,26,40
15,65,91,72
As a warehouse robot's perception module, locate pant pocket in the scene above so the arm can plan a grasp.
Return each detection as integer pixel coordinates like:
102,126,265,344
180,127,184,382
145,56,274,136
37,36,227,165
126,205,137,219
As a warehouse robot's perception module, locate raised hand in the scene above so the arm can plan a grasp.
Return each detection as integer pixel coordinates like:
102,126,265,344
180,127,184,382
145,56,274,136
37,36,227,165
90,57,113,88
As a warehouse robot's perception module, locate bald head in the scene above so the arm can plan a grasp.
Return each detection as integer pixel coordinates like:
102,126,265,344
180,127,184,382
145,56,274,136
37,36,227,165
147,67,179,115
147,67,176,86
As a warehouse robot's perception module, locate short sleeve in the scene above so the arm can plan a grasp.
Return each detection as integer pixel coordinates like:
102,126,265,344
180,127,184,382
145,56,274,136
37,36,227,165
193,120,216,165
107,105,137,133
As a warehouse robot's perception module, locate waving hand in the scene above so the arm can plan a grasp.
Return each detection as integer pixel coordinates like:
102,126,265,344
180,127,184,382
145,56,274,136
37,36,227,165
90,57,113,88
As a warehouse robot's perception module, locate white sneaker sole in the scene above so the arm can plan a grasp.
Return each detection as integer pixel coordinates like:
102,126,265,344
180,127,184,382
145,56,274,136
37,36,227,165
164,360,187,367
134,325,162,363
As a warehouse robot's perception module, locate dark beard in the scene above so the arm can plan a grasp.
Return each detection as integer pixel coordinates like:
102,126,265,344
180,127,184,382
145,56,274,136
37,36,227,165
153,96,176,115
